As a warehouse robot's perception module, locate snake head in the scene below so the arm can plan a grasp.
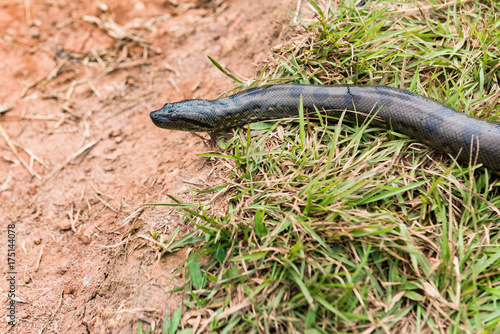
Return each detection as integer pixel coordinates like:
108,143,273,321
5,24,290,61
150,99,217,132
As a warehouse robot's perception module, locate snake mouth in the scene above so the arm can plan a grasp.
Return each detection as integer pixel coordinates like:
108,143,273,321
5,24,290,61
150,109,215,131
150,110,171,128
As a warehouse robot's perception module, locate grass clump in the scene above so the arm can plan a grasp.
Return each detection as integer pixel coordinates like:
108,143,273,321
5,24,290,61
153,1,500,333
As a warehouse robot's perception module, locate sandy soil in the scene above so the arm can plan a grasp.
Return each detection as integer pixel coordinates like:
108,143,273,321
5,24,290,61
0,0,297,332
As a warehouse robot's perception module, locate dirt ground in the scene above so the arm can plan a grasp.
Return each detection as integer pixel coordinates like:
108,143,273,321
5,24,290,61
0,0,299,332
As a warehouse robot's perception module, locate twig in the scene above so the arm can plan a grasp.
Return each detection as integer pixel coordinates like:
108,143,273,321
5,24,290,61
40,60,147,100
98,238,129,248
14,141,51,170
21,58,69,98
0,105,13,115
24,0,32,25
197,299,252,334
0,173,12,193
44,138,101,182
89,181,120,213
20,114,76,125
0,123,41,179
83,3,147,43
384,0,472,17
293,0,303,24
39,290,64,334
119,207,145,226
138,234,169,250
35,245,44,271
68,204,79,232
95,194,119,213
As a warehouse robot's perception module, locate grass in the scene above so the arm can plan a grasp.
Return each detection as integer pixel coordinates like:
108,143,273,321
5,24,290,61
148,1,500,333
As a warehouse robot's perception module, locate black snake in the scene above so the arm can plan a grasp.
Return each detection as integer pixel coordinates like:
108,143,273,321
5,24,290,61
150,84,500,172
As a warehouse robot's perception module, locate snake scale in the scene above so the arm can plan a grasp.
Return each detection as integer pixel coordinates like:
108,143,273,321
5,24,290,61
150,84,500,173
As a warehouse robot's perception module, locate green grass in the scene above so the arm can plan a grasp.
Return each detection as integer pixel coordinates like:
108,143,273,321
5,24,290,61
150,1,500,333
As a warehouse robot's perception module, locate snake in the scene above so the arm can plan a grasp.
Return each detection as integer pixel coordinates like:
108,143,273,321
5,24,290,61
150,84,500,173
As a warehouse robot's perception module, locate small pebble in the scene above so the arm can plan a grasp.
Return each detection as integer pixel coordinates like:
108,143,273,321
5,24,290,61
58,220,72,231
109,129,122,138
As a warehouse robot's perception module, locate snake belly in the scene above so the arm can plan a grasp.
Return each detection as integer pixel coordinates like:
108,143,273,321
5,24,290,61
150,84,500,172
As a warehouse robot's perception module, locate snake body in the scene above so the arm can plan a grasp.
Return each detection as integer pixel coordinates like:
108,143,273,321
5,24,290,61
150,84,500,172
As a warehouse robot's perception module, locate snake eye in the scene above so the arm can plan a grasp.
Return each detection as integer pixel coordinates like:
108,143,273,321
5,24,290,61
170,112,178,121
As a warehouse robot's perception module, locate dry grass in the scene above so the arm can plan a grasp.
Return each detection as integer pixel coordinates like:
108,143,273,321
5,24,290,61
1,4,159,183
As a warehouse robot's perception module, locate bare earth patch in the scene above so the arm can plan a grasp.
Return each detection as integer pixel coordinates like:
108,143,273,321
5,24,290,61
0,0,296,332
